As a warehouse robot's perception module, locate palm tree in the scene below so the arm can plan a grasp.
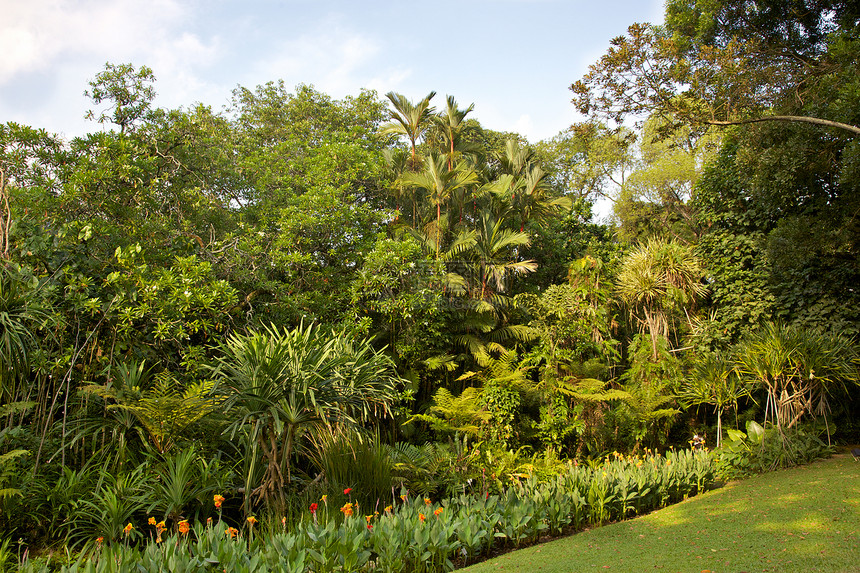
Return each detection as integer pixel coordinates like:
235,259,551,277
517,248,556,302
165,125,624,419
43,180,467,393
433,95,475,170
403,153,478,254
492,165,572,231
379,91,437,169
497,139,535,178
471,209,537,300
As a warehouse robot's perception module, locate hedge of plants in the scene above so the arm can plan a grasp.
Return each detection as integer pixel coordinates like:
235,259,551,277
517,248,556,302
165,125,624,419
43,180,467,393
17,449,714,572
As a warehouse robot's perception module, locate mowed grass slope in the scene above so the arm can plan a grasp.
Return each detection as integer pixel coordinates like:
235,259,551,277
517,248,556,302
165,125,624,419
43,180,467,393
463,454,860,573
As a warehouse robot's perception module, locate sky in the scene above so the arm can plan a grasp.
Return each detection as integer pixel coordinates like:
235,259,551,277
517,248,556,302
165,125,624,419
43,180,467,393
0,0,664,144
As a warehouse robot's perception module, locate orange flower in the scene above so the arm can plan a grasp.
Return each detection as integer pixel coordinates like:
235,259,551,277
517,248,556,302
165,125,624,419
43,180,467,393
365,514,373,524
384,505,393,514
123,523,134,535
96,536,104,545
148,517,156,526
225,526,238,538
206,517,213,526
340,502,354,517
399,494,407,502
434,507,443,517
281,516,286,528
178,520,190,535
424,497,431,505
213,494,225,509
247,516,258,525
418,513,426,523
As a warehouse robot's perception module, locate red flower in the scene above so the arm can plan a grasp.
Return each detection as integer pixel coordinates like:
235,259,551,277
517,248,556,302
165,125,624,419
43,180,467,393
343,488,352,495
309,503,318,514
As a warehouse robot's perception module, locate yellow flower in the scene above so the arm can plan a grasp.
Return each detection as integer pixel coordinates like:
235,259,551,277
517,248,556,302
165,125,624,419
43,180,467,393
365,514,373,524
123,523,134,535
156,521,166,529
340,502,354,517
178,520,190,535
384,505,393,513
148,517,156,526
213,494,225,509
247,516,258,525
399,494,407,501
321,494,328,503
434,507,443,517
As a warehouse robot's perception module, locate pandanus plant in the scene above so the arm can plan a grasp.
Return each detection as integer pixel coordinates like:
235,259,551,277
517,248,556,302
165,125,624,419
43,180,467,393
214,322,403,512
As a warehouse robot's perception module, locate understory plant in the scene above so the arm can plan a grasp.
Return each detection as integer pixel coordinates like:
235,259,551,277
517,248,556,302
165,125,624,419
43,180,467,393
714,420,833,480
19,449,715,573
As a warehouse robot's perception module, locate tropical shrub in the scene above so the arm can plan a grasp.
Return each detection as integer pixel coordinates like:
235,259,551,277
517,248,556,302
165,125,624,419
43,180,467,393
714,421,833,481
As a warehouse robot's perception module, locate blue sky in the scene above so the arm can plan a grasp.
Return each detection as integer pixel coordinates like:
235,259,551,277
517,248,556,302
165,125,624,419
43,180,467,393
1,0,663,142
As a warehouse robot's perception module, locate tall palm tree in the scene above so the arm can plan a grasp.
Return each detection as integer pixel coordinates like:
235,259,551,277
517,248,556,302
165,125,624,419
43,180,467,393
471,209,537,300
433,95,475,170
403,153,478,254
497,138,536,178
379,91,437,169
491,165,572,231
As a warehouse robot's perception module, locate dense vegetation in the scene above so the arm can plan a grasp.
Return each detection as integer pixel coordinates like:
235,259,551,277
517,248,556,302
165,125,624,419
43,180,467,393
0,1,858,570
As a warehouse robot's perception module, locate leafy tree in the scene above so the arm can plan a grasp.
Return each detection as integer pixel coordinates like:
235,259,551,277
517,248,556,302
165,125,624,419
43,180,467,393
615,117,720,243
535,122,637,202
84,63,156,134
572,1,860,135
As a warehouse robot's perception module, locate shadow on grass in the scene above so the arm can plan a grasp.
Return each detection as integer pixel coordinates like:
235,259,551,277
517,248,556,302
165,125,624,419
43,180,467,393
462,454,860,573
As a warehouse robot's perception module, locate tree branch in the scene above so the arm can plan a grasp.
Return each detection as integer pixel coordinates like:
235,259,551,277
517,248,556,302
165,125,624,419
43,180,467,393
705,116,860,136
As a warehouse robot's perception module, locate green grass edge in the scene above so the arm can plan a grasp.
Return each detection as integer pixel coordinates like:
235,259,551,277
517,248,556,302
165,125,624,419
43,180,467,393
462,453,860,573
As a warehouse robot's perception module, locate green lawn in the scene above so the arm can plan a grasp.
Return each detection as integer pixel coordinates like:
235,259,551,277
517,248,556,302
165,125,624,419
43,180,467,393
463,453,860,573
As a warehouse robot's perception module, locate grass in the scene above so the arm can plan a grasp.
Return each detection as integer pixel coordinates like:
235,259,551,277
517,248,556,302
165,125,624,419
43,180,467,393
462,453,860,573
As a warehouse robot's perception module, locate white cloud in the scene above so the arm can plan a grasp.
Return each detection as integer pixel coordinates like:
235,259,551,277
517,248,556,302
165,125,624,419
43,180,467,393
512,114,535,139
247,19,403,97
0,0,224,134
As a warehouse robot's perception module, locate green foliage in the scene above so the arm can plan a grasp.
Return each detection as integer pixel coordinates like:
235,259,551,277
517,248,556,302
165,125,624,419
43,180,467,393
84,63,156,133
215,322,403,509
714,421,834,480
733,322,858,435
18,449,715,573
679,352,750,446
616,237,707,360
308,430,394,511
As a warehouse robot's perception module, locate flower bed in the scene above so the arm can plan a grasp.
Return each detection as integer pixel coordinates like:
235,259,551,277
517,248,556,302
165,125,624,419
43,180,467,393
21,449,714,572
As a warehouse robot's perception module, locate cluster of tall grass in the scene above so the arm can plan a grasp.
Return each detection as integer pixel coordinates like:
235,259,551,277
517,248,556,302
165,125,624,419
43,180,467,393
16,449,714,572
